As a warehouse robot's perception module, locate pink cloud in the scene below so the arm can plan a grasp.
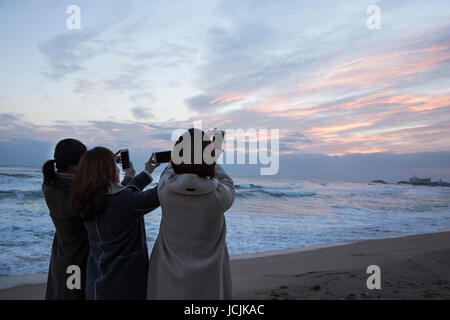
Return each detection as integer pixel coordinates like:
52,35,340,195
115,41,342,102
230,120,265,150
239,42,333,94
304,44,450,93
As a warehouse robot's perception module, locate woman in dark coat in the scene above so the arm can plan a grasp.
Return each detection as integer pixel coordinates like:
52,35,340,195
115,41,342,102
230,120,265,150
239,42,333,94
71,147,160,300
42,138,88,300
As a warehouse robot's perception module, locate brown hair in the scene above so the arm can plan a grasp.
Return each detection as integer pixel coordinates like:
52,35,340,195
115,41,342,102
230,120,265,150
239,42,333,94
71,147,117,221
171,128,216,178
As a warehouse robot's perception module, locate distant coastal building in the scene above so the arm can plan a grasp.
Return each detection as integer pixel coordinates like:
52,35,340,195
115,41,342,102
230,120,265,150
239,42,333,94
409,177,431,184
395,176,450,187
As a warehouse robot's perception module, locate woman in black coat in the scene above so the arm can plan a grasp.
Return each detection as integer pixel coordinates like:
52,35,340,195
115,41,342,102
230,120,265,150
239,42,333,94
42,138,88,300
71,147,160,300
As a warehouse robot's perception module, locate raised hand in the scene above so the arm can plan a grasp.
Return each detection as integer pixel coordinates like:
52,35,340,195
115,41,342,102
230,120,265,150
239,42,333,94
124,161,136,178
145,153,160,174
114,150,122,164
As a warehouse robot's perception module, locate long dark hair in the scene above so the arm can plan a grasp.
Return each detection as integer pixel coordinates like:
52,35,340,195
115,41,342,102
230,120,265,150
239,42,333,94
71,147,118,221
42,138,87,186
171,128,216,178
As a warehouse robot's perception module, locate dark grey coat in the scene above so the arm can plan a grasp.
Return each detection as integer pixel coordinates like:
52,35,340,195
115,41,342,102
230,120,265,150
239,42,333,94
83,172,159,300
43,175,89,300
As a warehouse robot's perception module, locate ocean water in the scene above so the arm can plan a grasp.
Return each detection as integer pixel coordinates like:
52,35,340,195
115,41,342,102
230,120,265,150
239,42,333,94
1,166,450,276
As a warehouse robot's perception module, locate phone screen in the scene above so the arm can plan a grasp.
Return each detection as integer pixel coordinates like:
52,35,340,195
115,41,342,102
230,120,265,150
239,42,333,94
155,151,172,163
120,149,130,169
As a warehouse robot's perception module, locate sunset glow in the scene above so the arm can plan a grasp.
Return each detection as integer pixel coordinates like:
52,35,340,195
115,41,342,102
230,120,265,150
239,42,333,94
0,0,449,159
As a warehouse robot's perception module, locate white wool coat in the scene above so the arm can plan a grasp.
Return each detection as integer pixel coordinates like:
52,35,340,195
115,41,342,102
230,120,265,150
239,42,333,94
147,164,235,300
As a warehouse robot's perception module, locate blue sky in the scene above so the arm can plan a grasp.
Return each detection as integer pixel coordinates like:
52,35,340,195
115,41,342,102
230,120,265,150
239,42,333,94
1,0,450,179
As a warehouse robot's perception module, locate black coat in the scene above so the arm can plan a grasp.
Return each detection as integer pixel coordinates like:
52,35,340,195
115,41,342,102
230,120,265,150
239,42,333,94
43,176,89,300
83,172,159,300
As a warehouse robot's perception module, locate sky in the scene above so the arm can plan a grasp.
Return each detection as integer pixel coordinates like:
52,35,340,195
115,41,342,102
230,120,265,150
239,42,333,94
0,0,449,180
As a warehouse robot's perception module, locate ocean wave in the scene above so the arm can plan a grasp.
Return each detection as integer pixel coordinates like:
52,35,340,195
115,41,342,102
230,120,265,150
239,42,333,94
0,176,42,192
0,172,37,179
236,189,316,198
235,183,304,190
234,182,316,198
0,190,43,201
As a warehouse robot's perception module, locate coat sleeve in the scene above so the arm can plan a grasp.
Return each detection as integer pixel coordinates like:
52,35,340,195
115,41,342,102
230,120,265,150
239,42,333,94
159,163,172,178
126,171,153,191
123,171,160,215
126,186,160,215
214,164,235,212
120,175,133,186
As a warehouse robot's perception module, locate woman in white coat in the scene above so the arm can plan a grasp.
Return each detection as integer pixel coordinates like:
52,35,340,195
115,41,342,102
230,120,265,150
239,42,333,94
147,128,235,299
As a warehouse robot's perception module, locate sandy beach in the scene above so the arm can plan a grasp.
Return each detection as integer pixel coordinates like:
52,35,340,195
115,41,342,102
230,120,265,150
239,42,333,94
1,231,449,300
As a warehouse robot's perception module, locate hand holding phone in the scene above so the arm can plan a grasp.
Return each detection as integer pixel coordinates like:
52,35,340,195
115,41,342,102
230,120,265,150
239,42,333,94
145,153,160,173
123,161,136,178
120,149,131,170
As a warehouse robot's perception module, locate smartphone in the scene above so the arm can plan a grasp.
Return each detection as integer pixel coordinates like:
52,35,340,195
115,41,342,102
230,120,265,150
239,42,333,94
120,149,131,169
154,151,172,163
